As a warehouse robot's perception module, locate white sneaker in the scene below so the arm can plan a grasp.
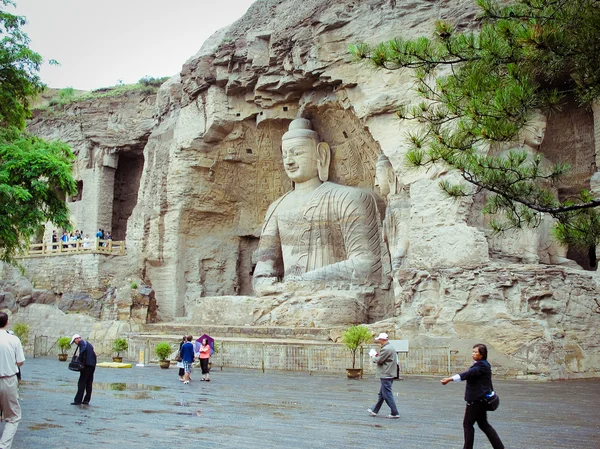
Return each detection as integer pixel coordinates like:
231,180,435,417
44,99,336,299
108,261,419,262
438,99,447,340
387,414,400,419
367,409,377,416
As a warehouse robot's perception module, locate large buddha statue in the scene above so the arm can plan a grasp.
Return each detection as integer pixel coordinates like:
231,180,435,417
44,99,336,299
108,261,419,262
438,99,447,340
253,118,385,289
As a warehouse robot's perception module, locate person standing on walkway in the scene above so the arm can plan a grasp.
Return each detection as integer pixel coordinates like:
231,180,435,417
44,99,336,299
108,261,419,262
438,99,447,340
198,338,211,382
0,312,25,449
441,343,504,449
70,334,97,405
180,335,195,384
177,336,186,382
367,332,400,419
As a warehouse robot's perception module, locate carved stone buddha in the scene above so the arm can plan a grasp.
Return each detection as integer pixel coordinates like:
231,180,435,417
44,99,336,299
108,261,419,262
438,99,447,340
253,118,385,288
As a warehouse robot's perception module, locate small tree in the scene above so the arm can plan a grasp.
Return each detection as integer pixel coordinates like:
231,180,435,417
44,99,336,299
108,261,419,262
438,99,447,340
342,325,373,369
12,322,29,347
112,338,128,358
154,342,171,361
57,336,71,355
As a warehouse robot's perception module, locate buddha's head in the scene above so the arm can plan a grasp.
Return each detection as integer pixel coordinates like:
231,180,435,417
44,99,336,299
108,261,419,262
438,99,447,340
281,118,331,184
375,154,397,196
520,110,547,149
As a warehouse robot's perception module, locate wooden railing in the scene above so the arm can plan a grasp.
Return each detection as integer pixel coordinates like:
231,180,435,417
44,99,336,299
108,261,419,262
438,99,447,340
18,239,126,258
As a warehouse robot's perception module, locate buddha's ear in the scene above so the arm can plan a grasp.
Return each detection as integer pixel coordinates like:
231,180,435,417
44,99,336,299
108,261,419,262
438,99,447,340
316,142,331,182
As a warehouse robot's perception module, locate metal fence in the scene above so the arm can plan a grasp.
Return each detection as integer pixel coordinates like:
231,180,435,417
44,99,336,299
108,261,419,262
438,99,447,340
125,338,464,376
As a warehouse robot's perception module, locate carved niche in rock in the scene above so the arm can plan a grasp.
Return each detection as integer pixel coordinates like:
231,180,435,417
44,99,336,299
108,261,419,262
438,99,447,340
486,110,578,267
253,118,387,294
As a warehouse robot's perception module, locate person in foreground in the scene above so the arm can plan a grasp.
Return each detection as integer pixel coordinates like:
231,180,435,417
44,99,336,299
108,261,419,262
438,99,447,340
70,334,97,405
367,332,400,419
180,335,194,384
198,338,211,382
0,312,25,449
441,343,504,449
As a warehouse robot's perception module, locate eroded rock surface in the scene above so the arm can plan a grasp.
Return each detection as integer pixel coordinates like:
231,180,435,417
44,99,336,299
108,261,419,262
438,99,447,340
13,0,600,378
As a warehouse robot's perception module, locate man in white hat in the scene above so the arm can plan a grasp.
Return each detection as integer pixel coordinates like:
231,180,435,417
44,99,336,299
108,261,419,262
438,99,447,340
367,332,400,418
70,334,97,405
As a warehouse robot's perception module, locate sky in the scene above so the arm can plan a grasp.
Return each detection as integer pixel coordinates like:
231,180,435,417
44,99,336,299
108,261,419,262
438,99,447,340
12,0,258,91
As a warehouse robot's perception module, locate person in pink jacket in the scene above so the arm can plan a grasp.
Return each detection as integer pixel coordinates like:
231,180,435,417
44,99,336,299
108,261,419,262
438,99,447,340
198,338,211,381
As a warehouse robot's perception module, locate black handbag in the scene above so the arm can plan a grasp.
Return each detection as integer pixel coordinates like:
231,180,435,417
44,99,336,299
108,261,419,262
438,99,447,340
68,346,84,372
484,381,500,411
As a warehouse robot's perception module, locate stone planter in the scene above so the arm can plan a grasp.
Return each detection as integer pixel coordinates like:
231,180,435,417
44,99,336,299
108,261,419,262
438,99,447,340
112,356,123,363
159,360,170,369
346,368,363,379
58,354,68,362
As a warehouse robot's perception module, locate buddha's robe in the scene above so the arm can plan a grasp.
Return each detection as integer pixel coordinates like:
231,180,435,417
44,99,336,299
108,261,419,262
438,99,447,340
254,182,384,284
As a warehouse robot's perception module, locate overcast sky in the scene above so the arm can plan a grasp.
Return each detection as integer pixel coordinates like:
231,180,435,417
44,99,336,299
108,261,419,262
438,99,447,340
13,0,257,91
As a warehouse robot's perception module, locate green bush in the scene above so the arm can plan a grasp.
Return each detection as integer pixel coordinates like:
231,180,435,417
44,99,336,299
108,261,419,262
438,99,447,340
130,282,138,289
12,322,30,347
57,336,71,355
138,75,169,88
112,338,128,357
154,342,172,361
342,325,372,369
58,87,75,100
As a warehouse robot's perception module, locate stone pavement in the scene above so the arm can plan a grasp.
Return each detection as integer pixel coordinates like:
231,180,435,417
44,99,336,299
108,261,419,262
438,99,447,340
7,357,600,449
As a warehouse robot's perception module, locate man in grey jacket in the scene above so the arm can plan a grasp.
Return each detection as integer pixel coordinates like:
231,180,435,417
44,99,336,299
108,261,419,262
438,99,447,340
367,333,400,418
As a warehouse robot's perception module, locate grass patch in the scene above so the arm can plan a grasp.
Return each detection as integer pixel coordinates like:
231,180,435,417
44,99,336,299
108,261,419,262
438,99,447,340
33,76,170,112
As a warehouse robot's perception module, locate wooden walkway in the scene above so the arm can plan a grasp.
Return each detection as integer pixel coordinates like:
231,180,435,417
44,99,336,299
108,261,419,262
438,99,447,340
17,239,126,258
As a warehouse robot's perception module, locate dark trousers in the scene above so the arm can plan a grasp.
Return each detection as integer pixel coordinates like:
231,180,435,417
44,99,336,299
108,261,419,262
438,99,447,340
463,401,504,449
371,378,399,416
200,358,210,375
74,366,95,404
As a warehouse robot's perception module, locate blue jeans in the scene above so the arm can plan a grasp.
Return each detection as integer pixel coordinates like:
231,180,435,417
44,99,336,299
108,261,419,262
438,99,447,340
371,378,398,416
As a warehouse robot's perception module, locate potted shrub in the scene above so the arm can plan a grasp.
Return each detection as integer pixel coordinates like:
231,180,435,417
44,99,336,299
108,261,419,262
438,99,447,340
57,337,71,361
155,342,172,369
342,325,372,379
112,338,128,363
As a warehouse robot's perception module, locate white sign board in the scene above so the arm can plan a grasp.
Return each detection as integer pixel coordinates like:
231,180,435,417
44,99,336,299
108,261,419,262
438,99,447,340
388,340,409,353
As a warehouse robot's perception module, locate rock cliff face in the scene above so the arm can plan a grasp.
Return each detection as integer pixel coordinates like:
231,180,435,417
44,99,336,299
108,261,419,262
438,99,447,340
17,0,600,378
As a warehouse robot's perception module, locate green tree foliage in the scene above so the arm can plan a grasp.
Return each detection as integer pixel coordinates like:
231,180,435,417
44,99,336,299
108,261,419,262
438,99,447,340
0,0,44,130
342,325,372,369
350,0,600,255
0,128,76,263
0,1,76,264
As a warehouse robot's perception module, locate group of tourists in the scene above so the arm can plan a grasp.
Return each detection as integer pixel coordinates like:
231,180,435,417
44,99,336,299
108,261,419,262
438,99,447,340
177,335,212,384
49,228,114,250
51,229,92,249
0,323,500,449
369,333,504,449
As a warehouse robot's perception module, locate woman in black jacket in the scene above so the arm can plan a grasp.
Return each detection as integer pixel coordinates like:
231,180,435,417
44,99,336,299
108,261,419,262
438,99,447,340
441,344,504,449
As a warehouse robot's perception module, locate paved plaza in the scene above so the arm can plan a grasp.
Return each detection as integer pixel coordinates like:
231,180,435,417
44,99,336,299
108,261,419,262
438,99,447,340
7,357,600,448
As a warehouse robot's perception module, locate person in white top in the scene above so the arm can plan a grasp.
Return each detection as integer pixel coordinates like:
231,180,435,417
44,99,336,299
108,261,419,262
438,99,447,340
0,312,25,449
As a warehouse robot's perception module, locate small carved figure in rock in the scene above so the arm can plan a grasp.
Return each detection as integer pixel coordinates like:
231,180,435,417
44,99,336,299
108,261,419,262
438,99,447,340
253,118,384,289
374,154,410,270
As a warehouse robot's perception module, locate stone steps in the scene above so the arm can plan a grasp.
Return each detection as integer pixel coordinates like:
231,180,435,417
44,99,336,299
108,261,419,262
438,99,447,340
137,323,334,342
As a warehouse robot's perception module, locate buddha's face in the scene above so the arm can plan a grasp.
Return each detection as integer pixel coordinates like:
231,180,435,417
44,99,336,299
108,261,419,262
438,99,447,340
521,115,547,148
375,164,391,196
282,137,320,184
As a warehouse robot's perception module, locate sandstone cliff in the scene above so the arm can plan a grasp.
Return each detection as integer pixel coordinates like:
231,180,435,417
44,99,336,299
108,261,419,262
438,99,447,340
12,0,600,378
